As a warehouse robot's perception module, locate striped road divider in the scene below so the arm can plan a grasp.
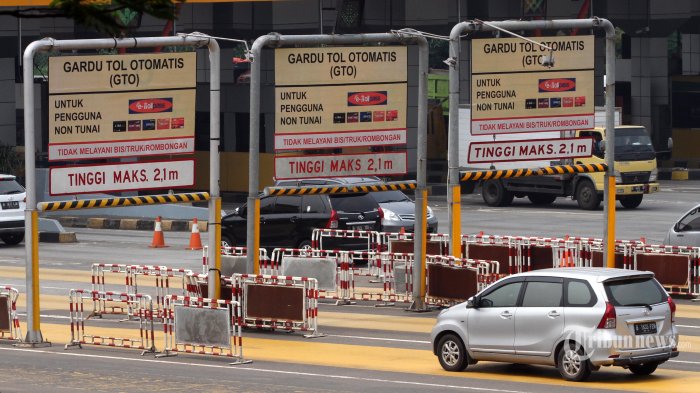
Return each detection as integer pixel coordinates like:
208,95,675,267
37,192,210,212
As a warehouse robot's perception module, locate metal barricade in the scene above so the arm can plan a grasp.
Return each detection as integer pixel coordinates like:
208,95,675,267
462,234,519,274
158,295,251,364
90,263,130,317
425,257,480,307
66,290,155,354
269,248,352,302
0,286,21,342
202,246,268,274
632,244,700,296
126,265,192,319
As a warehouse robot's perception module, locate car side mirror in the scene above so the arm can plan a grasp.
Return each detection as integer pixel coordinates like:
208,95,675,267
466,296,478,309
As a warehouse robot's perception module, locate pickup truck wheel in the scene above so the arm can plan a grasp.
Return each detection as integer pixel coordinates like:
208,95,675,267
1,233,24,245
482,180,514,207
576,180,601,210
527,193,557,205
620,194,643,209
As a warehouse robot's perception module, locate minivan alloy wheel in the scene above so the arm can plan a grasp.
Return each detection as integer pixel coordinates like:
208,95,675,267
437,333,468,371
562,348,582,375
441,340,460,366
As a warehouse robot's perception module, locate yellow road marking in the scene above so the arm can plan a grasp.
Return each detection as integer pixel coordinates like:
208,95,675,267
25,322,700,393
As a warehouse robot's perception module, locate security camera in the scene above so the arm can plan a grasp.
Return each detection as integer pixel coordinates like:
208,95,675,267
540,53,555,68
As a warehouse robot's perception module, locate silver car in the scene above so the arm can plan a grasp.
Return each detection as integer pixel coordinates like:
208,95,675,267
430,268,679,381
0,174,26,246
663,204,700,246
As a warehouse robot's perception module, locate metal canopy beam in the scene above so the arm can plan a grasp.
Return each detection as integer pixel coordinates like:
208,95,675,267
248,32,429,309
447,18,616,265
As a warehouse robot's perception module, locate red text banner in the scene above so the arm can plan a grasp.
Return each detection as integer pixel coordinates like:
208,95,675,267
275,152,407,180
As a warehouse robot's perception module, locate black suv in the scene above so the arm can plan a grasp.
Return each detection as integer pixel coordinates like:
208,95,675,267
220,193,382,251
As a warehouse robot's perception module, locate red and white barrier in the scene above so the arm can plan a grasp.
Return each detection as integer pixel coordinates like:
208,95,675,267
232,274,323,338
126,265,193,319
269,248,352,302
66,290,156,354
0,286,21,342
202,246,268,274
158,295,250,364
90,263,130,317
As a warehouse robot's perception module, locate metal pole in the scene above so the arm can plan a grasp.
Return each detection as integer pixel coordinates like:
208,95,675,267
206,38,222,299
447,18,615,258
447,23,464,257
411,38,429,310
22,35,214,344
601,19,617,267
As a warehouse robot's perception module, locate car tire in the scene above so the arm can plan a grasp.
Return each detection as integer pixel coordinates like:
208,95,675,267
557,341,591,382
576,180,601,210
482,180,514,207
619,194,643,209
628,362,658,376
298,239,313,251
437,333,469,372
527,193,557,205
220,234,235,254
1,233,24,245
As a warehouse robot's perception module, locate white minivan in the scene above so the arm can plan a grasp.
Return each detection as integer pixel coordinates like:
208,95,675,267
0,174,26,245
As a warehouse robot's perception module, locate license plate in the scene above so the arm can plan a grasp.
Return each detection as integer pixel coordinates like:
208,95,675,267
634,322,657,335
1,201,19,210
351,225,372,231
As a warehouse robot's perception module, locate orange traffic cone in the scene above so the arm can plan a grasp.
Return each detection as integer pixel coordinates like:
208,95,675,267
560,249,573,267
399,227,406,235
186,218,203,250
149,216,168,248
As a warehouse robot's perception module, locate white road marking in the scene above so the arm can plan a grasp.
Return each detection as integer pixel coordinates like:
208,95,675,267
329,334,430,344
0,347,531,393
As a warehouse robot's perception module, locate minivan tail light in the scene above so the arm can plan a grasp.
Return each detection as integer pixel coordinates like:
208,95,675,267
668,296,676,322
326,209,339,229
378,207,384,219
597,302,617,329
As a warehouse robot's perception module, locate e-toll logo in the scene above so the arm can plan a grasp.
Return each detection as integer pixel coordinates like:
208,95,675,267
347,91,388,106
538,78,576,93
128,98,173,114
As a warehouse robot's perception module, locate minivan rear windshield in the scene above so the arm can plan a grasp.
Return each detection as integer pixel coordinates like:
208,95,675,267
329,193,377,212
604,277,666,307
0,178,24,194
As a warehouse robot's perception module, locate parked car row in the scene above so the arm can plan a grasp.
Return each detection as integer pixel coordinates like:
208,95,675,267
221,177,437,252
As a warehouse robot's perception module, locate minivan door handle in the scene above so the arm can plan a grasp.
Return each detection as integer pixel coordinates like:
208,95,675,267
547,310,561,318
500,311,512,319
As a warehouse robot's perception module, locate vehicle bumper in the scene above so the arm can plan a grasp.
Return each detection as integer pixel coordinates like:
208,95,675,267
615,182,659,196
0,220,24,234
611,350,679,366
382,218,439,234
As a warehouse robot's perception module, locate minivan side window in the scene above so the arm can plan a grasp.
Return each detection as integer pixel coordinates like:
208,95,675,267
565,279,597,307
302,195,326,213
260,196,276,214
274,195,301,214
479,282,523,308
521,281,562,307
678,208,700,231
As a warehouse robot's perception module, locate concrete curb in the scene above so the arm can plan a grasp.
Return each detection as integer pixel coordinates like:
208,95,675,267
39,231,77,243
56,217,208,232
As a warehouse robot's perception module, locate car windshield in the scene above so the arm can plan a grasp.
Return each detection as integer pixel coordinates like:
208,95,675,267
614,127,656,161
0,178,24,195
370,190,410,203
604,277,666,307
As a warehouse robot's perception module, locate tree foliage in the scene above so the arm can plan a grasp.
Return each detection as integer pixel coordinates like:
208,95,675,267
0,0,182,36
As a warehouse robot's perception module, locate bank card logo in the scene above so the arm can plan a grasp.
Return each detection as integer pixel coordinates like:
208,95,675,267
129,98,173,114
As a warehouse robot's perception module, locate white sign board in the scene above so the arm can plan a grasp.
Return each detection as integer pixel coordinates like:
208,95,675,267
49,159,194,195
468,137,593,164
274,152,407,180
